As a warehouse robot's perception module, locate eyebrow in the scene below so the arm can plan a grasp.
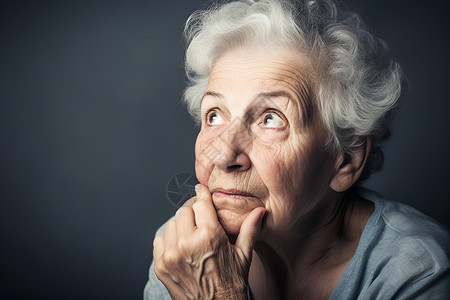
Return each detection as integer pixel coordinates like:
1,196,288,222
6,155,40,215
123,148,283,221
203,91,224,101
203,90,291,103
256,91,292,99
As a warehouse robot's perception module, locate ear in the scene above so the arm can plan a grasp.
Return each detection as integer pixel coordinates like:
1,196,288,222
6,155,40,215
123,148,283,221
330,137,372,192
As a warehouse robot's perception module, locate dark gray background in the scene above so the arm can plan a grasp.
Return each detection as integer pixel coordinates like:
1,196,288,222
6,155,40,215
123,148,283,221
1,0,448,299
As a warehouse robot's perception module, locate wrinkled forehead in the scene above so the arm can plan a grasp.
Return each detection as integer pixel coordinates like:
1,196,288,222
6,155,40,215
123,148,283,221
207,46,315,126
210,46,311,83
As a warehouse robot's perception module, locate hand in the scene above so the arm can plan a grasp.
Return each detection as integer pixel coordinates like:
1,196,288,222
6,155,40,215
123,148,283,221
153,184,266,299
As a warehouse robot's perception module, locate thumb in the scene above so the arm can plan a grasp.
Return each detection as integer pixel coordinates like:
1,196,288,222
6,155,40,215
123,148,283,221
235,207,266,259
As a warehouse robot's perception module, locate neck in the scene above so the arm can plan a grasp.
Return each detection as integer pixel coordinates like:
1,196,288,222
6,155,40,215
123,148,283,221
259,190,353,269
250,189,372,298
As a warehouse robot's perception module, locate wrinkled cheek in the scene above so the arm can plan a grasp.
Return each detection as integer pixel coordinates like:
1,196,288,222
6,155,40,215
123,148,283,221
194,137,216,185
256,147,295,201
250,149,296,228
255,146,315,229
195,159,214,185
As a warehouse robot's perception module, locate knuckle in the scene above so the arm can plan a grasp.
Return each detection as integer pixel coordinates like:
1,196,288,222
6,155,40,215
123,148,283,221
175,206,186,216
153,259,164,276
197,226,216,241
175,206,191,218
183,196,196,208
153,236,162,248
163,249,179,266
153,237,164,260
164,220,176,234
176,237,192,254
192,198,211,210
192,201,203,211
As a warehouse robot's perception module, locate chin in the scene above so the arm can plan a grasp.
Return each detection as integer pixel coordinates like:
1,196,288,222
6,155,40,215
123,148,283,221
216,209,249,242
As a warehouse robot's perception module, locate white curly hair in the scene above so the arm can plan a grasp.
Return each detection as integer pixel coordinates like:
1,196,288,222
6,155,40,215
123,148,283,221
183,0,402,181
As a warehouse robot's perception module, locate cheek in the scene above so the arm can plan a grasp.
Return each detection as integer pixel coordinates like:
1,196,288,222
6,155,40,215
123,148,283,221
194,135,209,185
249,144,300,231
252,138,332,228
253,140,309,195
251,143,298,210
194,130,220,185
252,144,288,192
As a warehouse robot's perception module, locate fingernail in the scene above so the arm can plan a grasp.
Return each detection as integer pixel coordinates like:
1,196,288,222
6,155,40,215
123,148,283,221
195,184,202,196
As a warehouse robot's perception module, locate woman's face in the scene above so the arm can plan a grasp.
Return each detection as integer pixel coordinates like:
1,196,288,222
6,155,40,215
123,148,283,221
195,46,338,239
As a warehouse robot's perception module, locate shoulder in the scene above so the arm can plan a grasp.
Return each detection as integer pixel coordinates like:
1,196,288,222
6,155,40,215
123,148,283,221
375,192,450,270
354,189,450,298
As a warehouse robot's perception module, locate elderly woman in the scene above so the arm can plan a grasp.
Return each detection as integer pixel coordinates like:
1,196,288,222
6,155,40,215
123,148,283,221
144,0,450,299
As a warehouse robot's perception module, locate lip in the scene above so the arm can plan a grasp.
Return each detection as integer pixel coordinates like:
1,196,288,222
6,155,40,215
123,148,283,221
211,188,255,198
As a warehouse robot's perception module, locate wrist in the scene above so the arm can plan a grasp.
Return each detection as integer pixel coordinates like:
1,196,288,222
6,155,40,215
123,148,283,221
214,289,247,300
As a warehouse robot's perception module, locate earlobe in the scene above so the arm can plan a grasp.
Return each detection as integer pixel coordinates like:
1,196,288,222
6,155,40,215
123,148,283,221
330,138,372,192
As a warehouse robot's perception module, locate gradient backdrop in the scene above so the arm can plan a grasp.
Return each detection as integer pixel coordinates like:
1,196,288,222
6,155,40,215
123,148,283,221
1,0,449,299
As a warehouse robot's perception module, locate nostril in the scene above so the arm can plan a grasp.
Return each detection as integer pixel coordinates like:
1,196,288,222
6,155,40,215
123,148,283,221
226,164,243,172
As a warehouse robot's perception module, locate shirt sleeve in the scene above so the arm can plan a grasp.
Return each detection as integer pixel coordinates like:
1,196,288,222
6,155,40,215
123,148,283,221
143,259,171,300
357,236,450,300
143,220,172,300
396,267,450,300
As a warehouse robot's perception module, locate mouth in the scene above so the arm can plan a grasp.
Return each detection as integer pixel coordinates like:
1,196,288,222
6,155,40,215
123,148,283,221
209,188,263,238
210,188,263,212
211,188,255,199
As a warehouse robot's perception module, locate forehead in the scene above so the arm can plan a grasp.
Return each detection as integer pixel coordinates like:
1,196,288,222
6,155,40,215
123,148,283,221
208,46,312,91
206,46,314,124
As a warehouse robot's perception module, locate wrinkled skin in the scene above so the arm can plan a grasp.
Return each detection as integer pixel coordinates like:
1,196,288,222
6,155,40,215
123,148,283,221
153,46,345,299
153,185,265,299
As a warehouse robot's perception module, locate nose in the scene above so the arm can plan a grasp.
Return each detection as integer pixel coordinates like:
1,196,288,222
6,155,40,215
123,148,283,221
214,119,252,172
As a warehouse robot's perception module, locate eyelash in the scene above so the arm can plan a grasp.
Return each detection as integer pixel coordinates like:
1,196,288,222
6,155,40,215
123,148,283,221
202,107,286,127
261,110,285,123
203,107,219,123
262,110,279,118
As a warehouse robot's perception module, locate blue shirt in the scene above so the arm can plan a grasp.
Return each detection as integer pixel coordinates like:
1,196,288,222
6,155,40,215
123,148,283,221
144,189,450,299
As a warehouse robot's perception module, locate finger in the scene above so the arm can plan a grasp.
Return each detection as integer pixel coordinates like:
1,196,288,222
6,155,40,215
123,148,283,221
153,236,164,261
175,206,196,237
192,184,219,227
152,236,166,280
235,207,266,258
162,219,178,254
181,195,196,208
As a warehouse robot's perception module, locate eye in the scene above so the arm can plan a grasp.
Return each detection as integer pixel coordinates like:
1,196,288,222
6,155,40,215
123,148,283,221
207,110,224,125
262,112,285,128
